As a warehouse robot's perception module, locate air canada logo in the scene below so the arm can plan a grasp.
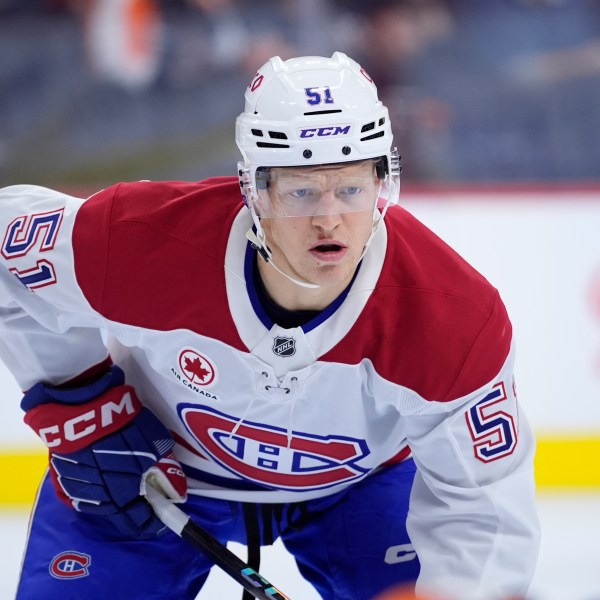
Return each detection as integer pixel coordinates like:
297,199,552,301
178,348,217,386
272,336,296,357
49,551,91,579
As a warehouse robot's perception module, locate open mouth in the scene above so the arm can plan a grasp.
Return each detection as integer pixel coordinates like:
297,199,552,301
314,243,343,253
309,241,348,262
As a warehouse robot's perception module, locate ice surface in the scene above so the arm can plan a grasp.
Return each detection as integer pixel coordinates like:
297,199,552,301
1,493,599,599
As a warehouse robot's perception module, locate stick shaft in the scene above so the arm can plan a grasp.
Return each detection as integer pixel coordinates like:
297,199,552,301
145,482,291,600
181,518,290,600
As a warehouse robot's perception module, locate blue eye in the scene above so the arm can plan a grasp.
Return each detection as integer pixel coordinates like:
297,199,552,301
290,188,313,199
337,186,362,198
342,186,360,195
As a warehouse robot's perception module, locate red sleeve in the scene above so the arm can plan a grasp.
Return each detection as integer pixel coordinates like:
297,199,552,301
72,179,247,349
443,290,512,400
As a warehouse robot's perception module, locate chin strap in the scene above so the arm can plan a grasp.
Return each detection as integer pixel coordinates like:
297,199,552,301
245,228,320,290
357,203,387,263
246,201,322,290
356,175,398,262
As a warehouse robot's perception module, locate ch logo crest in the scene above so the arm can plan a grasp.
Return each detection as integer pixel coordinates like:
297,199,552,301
49,551,91,579
179,404,371,491
272,336,296,357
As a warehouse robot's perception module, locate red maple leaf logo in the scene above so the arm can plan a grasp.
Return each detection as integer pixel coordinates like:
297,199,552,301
184,356,210,382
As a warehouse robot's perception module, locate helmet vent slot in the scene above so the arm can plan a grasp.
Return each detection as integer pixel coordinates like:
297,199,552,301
360,131,385,141
256,142,290,148
379,117,386,126
361,122,375,133
303,109,343,116
268,131,288,140
251,129,264,137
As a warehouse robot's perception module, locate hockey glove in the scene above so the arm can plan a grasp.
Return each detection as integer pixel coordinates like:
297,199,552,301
22,365,187,538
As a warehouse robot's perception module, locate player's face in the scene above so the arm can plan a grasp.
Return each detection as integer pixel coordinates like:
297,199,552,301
259,160,378,293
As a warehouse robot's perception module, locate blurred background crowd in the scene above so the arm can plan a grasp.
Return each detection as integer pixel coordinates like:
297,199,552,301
1,0,599,189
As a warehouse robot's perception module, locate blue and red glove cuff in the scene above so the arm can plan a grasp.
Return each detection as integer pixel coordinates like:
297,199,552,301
22,365,142,454
21,365,125,411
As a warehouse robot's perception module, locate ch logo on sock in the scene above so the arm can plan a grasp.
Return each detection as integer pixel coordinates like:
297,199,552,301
49,551,91,579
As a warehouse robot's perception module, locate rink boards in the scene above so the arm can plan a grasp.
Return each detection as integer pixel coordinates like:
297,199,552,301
1,187,599,505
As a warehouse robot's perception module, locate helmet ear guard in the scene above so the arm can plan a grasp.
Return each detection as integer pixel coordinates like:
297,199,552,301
255,168,270,190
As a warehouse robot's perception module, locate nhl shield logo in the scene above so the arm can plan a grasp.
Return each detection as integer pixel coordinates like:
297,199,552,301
272,336,296,357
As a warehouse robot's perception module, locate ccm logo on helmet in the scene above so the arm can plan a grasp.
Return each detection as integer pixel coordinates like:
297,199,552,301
299,125,351,138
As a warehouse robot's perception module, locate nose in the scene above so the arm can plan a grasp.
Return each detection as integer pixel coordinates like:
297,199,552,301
311,212,342,231
310,189,344,229
311,198,343,231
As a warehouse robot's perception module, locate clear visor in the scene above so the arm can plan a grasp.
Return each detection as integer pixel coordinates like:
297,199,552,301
258,173,378,218
252,162,395,218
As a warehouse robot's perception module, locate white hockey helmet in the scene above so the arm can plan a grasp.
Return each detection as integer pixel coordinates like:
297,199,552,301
236,52,400,214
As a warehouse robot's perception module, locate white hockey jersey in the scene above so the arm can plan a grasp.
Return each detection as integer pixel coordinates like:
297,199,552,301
0,178,540,598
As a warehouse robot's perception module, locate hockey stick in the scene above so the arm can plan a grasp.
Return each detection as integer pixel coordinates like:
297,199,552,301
145,479,292,600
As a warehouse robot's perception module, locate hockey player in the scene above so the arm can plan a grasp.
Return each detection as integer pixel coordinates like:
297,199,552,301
0,53,539,600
